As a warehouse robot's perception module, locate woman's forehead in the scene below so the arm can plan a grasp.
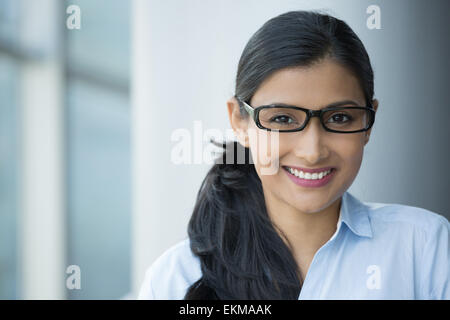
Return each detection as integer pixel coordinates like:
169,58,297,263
251,60,366,108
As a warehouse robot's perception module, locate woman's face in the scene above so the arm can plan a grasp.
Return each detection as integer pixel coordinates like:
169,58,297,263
228,58,378,215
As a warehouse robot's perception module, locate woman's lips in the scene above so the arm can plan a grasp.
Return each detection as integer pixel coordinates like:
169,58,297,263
282,165,335,173
282,166,336,188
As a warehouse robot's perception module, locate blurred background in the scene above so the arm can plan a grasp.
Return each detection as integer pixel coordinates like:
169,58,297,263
0,0,449,299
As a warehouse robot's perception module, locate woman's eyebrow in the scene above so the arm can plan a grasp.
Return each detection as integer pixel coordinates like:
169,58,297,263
266,99,360,108
324,100,359,108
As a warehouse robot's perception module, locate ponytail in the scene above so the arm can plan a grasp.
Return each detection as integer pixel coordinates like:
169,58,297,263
184,140,301,299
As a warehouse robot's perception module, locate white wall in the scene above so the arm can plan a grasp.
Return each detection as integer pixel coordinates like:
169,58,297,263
18,0,66,299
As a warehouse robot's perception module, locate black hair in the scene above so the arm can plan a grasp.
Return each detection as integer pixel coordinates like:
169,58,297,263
184,10,374,299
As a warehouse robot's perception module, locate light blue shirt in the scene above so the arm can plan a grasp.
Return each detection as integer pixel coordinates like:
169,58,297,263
138,191,450,299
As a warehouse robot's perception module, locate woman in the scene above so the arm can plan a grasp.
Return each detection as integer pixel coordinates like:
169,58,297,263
138,10,449,300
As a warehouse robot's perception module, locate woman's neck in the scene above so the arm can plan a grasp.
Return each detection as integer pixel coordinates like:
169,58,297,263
264,191,342,265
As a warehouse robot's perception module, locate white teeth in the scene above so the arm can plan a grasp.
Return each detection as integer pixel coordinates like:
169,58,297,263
286,167,332,180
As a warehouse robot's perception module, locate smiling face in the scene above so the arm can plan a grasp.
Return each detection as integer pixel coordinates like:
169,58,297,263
227,58,378,215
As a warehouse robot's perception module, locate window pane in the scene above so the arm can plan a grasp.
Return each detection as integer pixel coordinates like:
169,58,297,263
0,0,20,46
66,78,131,299
0,54,19,299
66,0,130,82
64,0,131,300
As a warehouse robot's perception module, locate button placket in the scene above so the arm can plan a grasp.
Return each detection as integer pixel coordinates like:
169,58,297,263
298,223,343,299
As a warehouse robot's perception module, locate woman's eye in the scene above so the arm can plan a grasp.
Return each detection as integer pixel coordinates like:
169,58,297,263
270,115,295,124
328,113,352,123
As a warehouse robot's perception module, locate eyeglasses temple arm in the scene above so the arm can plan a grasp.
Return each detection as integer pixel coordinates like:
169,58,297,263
240,99,255,118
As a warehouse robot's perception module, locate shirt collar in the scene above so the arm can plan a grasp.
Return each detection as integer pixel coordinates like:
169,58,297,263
338,191,373,238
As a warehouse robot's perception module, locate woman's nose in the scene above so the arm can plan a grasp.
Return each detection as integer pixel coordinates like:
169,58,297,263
292,117,329,163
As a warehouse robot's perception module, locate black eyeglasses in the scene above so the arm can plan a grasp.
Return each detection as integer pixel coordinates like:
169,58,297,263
236,97,376,133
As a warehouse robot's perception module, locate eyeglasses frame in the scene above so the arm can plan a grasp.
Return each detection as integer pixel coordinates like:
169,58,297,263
237,97,376,134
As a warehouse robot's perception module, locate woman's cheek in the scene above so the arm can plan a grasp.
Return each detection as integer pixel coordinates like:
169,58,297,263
341,143,365,181
248,128,283,176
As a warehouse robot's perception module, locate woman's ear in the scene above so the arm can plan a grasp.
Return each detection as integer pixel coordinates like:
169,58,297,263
364,98,379,145
227,97,250,148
